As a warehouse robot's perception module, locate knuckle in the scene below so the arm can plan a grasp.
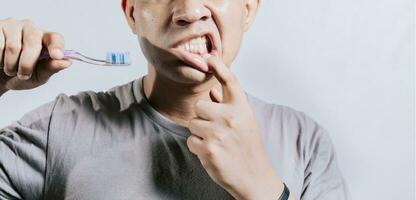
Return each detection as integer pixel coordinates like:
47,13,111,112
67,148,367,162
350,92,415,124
50,32,64,40
23,23,42,34
224,74,236,85
186,136,195,149
186,136,193,144
205,144,219,162
24,32,37,42
188,119,197,132
4,17,16,23
3,18,21,27
195,100,202,107
207,56,215,63
0,39,4,50
48,32,65,47
25,32,42,44
214,131,227,143
22,19,34,25
33,29,43,37
6,43,21,54
189,118,197,126
224,114,237,128
195,100,205,110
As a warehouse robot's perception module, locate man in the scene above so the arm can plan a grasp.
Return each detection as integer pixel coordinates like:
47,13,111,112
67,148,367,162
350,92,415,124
0,0,349,199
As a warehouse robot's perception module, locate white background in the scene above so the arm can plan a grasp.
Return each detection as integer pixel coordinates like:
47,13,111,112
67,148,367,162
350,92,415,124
1,0,414,199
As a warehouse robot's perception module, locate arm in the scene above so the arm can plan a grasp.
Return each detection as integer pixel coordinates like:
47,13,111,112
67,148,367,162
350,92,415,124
0,125,46,199
300,116,350,200
0,18,70,199
0,98,59,199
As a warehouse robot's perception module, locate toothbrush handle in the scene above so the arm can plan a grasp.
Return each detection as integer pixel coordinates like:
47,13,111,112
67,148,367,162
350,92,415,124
0,49,75,69
39,49,75,60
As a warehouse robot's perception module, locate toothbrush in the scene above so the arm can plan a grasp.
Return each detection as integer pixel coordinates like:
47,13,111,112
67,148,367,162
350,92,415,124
49,50,131,66
0,49,131,69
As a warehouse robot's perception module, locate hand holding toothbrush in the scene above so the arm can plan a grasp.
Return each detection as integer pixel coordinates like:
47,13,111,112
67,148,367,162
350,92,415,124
0,18,130,96
0,18,71,94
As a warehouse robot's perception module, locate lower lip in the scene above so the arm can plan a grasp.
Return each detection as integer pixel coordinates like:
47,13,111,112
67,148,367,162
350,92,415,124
171,48,212,73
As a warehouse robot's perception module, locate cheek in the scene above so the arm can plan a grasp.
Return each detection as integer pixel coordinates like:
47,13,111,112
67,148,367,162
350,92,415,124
223,19,245,64
135,9,157,37
134,6,169,46
213,1,246,65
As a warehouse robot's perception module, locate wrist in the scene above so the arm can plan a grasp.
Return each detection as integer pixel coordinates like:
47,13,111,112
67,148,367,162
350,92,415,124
233,167,285,200
252,174,285,200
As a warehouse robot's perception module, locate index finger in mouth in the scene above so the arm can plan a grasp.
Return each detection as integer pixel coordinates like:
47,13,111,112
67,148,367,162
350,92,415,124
205,54,244,103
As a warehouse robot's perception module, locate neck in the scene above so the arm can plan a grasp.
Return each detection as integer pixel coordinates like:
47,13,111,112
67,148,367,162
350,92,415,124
142,65,219,128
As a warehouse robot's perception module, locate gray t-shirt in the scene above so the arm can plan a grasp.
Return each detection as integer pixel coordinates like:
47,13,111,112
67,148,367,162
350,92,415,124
0,76,349,200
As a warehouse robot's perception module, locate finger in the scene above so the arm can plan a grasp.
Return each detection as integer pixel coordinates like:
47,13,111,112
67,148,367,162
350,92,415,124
35,58,71,81
17,25,43,80
209,87,223,103
0,27,4,67
186,135,204,155
206,55,244,102
3,23,22,76
194,100,224,121
42,32,64,60
188,118,215,139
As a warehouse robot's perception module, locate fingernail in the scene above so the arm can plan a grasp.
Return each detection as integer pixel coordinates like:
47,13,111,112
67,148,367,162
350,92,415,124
17,74,30,80
4,70,16,77
202,54,211,59
52,49,64,59
58,60,68,68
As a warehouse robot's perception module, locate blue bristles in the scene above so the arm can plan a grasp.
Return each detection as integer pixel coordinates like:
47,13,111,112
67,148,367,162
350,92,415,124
106,51,131,65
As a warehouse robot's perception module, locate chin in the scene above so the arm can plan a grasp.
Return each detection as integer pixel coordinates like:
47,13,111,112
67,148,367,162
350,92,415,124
157,64,214,85
173,65,214,84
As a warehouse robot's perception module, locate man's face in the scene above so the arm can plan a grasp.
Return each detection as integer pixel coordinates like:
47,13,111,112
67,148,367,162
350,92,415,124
125,0,258,84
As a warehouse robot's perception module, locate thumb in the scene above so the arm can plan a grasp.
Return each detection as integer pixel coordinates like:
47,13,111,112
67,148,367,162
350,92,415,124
36,59,72,81
42,32,65,60
209,87,223,103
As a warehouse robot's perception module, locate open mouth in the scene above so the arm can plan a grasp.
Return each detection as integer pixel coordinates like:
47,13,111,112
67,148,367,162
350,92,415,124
171,33,217,73
176,35,213,55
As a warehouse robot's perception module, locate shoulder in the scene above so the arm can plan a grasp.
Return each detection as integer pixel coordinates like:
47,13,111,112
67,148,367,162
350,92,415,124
246,93,334,160
245,95,350,199
52,79,137,114
246,92,324,134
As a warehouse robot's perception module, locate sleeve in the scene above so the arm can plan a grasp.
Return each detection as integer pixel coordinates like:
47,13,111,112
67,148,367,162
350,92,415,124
300,113,351,200
0,98,58,200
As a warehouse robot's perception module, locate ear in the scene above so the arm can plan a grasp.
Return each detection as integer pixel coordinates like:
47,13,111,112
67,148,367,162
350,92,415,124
243,0,261,32
121,0,137,34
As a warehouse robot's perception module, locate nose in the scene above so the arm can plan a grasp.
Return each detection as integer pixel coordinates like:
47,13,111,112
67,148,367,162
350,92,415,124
172,0,211,26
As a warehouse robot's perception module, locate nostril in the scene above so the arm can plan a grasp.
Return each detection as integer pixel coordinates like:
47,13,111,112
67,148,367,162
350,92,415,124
175,16,209,26
172,7,211,26
176,19,189,26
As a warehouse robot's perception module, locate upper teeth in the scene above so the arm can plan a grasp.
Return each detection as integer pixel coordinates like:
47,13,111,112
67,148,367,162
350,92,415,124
178,35,209,54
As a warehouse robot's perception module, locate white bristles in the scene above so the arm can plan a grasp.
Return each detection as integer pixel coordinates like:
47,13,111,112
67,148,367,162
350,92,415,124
106,51,131,65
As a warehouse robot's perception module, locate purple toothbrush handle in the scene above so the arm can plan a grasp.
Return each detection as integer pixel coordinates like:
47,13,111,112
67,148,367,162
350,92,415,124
39,49,75,60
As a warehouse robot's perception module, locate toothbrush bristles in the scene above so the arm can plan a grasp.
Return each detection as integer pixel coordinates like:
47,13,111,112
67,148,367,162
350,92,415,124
106,51,131,65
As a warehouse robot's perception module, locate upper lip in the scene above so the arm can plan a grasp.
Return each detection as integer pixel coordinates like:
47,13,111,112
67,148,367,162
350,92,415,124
171,31,217,53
